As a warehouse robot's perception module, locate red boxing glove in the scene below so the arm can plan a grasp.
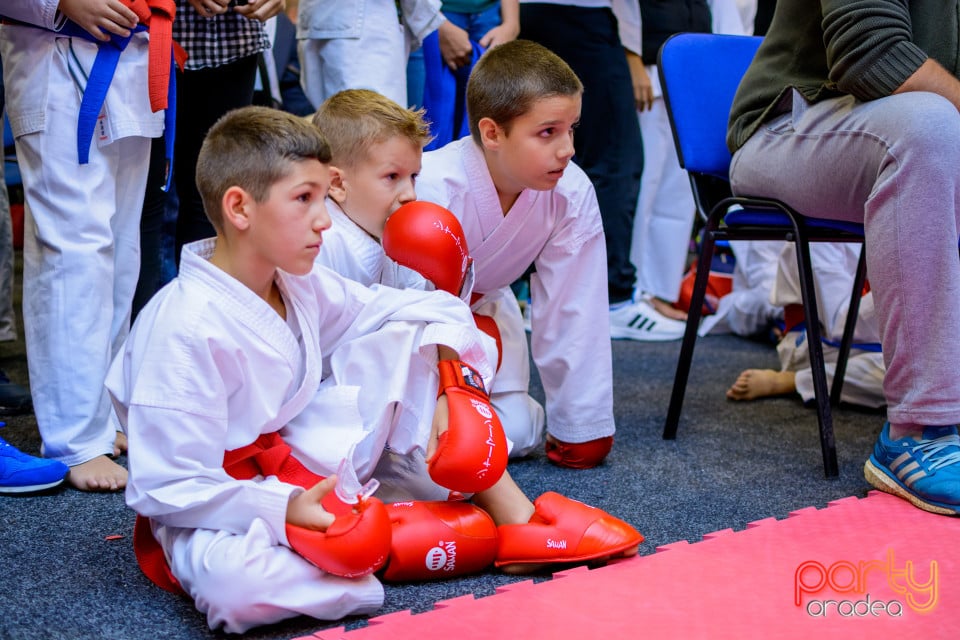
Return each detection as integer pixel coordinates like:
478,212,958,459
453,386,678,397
382,201,472,296
430,360,509,493
380,500,498,582
285,493,392,579
495,492,643,571
545,436,614,469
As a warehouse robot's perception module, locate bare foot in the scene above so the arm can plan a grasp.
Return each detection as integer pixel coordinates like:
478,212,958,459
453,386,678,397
112,431,128,457
67,455,128,492
650,296,688,321
726,369,797,401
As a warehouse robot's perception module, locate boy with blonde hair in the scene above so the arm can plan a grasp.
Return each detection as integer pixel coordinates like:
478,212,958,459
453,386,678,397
312,88,434,290
313,88,545,458
415,39,617,469
108,106,642,633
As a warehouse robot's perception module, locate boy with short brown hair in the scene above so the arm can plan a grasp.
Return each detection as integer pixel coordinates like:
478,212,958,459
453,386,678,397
416,40,619,469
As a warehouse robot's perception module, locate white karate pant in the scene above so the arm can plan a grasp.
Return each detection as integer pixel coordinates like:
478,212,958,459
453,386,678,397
474,288,545,458
298,0,410,108
155,516,384,633
630,74,696,303
778,330,886,409
15,86,149,465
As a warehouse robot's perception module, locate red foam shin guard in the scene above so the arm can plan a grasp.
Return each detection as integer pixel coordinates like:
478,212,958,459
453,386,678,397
545,436,614,469
285,496,392,579
430,360,508,493
494,492,643,569
380,501,498,582
472,312,502,371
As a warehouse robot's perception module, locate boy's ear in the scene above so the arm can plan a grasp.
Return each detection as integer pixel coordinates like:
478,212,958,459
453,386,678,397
328,165,347,204
221,185,253,232
477,117,502,150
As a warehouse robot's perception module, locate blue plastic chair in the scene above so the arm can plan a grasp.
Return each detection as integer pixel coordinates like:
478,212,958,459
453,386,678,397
658,33,868,478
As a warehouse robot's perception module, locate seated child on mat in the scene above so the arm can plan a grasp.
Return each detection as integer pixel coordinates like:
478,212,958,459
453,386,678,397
106,107,642,633
726,243,885,409
312,87,544,458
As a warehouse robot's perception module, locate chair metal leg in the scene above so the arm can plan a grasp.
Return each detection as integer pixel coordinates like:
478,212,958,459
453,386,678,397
663,224,717,440
830,247,868,406
794,237,840,477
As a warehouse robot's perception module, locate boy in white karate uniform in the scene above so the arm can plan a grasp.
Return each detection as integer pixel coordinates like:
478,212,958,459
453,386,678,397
726,243,885,409
106,107,642,633
313,88,545,458
415,40,617,469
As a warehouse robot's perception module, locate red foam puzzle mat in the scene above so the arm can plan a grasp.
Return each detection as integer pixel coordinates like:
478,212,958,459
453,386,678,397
298,491,960,639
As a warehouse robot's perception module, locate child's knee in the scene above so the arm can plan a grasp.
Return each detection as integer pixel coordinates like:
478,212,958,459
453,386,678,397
179,522,297,632
495,392,545,458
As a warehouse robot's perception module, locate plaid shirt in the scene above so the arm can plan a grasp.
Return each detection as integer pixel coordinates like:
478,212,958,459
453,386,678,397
174,0,270,71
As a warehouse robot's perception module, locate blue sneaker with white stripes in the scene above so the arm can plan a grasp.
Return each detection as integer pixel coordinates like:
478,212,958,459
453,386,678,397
0,436,69,494
863,423,960,515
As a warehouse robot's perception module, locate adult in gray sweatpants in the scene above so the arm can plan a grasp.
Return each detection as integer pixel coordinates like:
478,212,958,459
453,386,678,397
727,0,960,515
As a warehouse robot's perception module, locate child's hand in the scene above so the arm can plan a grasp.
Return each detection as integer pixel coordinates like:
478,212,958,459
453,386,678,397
186,0,231,18
286,475,337,531
232,0,285,23
626,50,654,112
429,345,458,461
438,20,473,70
58,0,139,41
478,21,519,50
427,393,449,463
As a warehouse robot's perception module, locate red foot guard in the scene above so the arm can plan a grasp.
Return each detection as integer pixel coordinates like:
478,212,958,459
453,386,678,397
545,436,614,469
494,492,643,571
380,500,498,582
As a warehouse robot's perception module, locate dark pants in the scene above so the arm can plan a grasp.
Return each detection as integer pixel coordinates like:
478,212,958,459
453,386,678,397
520,4,644,304
132,135,168,319
173,54,259,263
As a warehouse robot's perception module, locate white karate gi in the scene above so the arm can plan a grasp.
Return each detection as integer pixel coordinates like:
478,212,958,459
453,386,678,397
316,201,430,291
772,242,885,409
106,239,493,632
2,3,163,465
417,137,615,445
316,200,539,456
699,240,785,337
297,0,443,107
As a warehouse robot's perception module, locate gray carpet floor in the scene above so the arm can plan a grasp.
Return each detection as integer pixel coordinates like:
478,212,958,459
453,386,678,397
0,305,887,640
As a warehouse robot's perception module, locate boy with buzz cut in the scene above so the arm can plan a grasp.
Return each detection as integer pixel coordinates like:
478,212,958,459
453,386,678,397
312,88,545,459
106,106,642,633
415,39,618,469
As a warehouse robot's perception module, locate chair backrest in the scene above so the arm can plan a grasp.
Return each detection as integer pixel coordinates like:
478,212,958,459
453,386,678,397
658,33,762,181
